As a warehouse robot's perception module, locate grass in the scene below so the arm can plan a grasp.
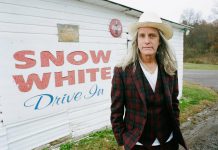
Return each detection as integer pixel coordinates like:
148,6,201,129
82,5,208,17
184,63,218,70
179,82,218,123
59,129,119,150
55,82,218,150
184,53,218,65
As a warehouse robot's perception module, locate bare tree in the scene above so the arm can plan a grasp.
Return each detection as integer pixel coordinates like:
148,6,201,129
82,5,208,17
180,9,202,25
211,0,218,20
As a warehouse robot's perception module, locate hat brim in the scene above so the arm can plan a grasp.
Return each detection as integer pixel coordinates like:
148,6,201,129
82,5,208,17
128,22,173,40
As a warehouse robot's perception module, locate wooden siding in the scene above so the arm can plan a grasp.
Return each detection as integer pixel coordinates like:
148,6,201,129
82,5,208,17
0,0,184,149
0,0,128,149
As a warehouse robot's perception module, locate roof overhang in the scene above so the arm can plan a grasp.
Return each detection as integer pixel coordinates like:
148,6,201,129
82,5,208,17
79,0,192,30
162,18,192,31
78,0,143,17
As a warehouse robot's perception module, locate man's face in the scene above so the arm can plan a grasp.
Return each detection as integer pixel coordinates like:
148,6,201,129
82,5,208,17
137,27,160,57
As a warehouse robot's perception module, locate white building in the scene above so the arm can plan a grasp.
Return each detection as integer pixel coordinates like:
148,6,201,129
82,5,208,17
0,0,190,149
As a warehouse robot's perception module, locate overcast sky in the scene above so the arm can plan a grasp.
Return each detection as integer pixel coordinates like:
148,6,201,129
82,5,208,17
110,0,216,23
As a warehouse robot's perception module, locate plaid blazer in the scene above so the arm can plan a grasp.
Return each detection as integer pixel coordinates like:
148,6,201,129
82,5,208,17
110,62,188,150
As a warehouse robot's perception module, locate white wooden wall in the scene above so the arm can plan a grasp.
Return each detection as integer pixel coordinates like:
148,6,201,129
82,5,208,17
0,0,128,149
0,0,184,149
163,19,185,98
169,28,184,98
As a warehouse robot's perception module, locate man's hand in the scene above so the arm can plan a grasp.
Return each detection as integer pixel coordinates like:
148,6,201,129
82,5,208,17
120,145,125,150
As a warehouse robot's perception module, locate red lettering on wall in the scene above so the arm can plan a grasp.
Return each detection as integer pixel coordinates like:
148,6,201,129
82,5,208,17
14,50,36,69
67,51,88,65
13,73,51,92
41,51,64,67
78,70,85,83
12,50,113,92
101,67,111,80
14,50,112,68
12,67,112,92
86,68,99,81
55,71,75,87
90,50,111,64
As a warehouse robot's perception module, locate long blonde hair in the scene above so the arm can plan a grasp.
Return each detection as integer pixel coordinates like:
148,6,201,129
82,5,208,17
117,30,177,75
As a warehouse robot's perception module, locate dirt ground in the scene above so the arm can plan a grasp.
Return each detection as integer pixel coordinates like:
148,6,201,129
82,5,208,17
179,101,218,150
183,69,218,150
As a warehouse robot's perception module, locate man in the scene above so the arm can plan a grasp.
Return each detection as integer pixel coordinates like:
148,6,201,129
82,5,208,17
110,12,188,150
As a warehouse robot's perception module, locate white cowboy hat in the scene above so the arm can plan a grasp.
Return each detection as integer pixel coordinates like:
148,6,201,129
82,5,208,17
128,12,173,40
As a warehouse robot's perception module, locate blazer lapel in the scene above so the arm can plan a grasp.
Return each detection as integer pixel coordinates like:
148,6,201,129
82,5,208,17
159,66,172,106
131,61,147,106
131,62,172,107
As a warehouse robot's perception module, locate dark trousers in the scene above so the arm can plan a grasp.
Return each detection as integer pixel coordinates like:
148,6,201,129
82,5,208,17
132,138,179,150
